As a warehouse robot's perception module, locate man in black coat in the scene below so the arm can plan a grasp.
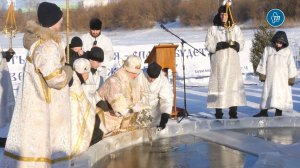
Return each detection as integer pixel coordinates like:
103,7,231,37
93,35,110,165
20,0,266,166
66,36,88,66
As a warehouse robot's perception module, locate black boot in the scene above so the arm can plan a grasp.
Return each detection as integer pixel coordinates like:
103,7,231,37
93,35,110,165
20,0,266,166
253,109,268,117
215,108,223,119
275,109,282,116
90,115,103,146
0,137,6,148
229,106,238,119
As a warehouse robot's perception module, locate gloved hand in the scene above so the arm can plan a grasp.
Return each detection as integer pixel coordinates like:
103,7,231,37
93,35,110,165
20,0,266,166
259,73,266,82
2,49,15,62
132,103,151,113
62,63,73,86
96,100,111,111
229,41,240,52
158,113,170,130
216,42,229,51
68,78,73,87
288,78,295,86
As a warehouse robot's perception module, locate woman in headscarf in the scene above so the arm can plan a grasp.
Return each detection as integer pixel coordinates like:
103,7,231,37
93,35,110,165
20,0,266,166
253,31,298,117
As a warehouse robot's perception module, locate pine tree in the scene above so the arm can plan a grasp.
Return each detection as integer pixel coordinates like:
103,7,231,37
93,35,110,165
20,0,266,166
250,24,275,73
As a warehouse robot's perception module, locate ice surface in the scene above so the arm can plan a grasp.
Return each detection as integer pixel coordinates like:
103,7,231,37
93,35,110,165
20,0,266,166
93,135,257,168
70,117,300,168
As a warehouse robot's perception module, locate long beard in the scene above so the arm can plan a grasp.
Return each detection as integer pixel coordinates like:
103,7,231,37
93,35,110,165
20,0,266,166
91,68,97,74
129,78,138,90
129,78,140,103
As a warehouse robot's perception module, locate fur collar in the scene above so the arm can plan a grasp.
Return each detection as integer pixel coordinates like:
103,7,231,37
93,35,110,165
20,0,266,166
23,20,62,50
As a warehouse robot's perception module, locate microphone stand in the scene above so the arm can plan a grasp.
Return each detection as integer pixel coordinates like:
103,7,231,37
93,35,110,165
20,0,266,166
160,24,205,123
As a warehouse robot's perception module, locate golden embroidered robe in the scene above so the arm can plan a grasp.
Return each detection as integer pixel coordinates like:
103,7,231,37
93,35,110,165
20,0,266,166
97,68,141,135
1,21,72,168
70,74,95,156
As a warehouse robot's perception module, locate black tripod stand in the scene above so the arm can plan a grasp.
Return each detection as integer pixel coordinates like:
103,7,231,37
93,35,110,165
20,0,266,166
160,24,205,123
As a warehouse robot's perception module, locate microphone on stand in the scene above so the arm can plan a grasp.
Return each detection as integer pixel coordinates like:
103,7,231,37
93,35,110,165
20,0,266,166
160,24,168,32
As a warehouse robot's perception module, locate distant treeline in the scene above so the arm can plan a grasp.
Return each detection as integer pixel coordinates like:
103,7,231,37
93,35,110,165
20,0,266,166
0,0,299,32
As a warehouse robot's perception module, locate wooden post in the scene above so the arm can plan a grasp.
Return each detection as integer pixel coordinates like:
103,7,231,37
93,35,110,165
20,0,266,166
66,0,70,64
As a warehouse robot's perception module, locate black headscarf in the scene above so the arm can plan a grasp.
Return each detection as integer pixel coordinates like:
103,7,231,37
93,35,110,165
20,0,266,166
271,31,289,50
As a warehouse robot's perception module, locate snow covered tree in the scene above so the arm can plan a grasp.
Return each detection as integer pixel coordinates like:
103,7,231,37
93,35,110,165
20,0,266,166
250,24,275,73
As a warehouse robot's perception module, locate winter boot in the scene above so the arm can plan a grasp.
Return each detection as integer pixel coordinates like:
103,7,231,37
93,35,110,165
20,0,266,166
215,108,223,119
229,106,238,119
253,109,268,117
0,137,6,147
275,109,282,116
90,115,103,146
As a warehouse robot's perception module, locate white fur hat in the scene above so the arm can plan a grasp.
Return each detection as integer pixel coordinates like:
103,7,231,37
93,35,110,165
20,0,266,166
122,55,142,74
73,58,91,74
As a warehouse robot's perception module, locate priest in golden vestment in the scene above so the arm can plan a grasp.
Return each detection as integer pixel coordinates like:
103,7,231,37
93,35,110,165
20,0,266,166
97,55,151,137
1,2,73,168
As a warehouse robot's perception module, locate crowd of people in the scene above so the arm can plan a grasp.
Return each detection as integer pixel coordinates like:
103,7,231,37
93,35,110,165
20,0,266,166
0,2,173,167
0,1,298,168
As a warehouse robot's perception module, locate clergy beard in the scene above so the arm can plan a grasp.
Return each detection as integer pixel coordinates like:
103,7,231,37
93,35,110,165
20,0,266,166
76,72,86,84
130,78,138,89
90,32,101,38
91,68,97,74
129,78,140,103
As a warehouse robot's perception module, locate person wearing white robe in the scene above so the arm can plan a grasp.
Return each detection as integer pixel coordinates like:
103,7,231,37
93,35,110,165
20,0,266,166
0,46,15,148
83,47,105,106
70,58,95,155
97,55,150,136
205,5,246,119
1,2,73,168
82,18,115,81
0,46,15,129
82,47,106,144
137,62,173,129
253,31,298,117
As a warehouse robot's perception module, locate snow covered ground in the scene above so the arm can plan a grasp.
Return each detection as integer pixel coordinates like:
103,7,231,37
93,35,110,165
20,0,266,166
175,80,300,120
1,23,300,164
1,22,300,47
